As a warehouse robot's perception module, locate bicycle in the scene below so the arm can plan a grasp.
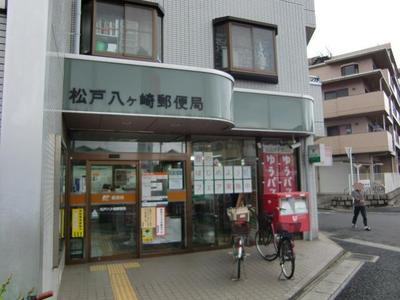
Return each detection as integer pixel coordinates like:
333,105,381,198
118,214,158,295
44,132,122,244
26,290,53,300
248,206,300,279
227,207,251,280
247,206,277,261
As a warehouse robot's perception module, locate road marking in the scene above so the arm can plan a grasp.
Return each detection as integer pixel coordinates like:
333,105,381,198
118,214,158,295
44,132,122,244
332,237,400,253
90,262,140,300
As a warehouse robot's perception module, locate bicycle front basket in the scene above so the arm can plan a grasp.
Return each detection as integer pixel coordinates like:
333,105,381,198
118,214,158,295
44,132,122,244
276,222,301,233
231,221,251,235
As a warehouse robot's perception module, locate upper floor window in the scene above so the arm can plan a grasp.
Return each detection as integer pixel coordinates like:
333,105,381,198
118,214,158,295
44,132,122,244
327,124,352,136
341,64,359,76
81,0,163,62
213,17,278,83
324,88,349,100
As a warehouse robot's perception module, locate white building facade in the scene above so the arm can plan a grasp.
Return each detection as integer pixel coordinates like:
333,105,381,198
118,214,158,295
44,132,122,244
0,0,321,297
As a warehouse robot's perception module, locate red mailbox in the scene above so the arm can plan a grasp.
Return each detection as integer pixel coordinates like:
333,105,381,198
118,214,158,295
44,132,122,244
262,192,310,233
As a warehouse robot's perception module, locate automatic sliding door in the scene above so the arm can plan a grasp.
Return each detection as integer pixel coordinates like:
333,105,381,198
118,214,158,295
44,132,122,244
89,162,138,259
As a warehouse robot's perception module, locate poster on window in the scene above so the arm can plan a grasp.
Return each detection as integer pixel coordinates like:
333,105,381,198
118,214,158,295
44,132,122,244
242,166,251,179
234,180,243,193
204,152,213,166
141,207,156,228
142,228,154,242
204,166,214,180
168,168,183,190
215,180,224,194
224,180,234,194
214,166,223,180
194,166,204,180
233,166,243,179
224,166,233,180
204,180,214,194
156,206,166,236
194,152,203,166
243,180,252,193
194,180,204,195
141,173,168,206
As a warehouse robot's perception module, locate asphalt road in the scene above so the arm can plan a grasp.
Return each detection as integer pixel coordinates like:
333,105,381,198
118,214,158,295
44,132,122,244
318,209,400,300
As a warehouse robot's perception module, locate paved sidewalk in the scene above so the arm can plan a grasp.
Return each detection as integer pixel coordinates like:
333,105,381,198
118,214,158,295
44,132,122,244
58,234,343,300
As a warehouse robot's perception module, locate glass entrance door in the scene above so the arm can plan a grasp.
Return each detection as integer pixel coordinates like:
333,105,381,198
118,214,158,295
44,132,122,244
89,162,138,260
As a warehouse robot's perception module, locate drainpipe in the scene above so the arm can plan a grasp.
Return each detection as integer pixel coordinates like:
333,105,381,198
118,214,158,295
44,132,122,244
74,0,81,54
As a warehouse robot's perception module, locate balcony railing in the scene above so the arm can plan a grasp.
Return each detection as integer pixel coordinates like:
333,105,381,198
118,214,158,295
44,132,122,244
316,131,394,155
323,91,390,119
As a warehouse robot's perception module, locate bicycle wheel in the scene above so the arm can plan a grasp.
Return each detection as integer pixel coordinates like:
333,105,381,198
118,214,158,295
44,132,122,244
232,237,243,280
255,228,277,261
280,238,295,279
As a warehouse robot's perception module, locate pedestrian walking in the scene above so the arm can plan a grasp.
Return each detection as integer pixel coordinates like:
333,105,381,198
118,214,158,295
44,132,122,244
351,182,371,231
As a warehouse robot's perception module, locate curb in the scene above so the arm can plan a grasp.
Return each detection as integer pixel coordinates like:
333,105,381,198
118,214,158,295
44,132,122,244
289,242,346,300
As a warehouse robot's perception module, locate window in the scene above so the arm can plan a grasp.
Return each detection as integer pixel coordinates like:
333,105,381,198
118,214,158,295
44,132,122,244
213,17,278,83
327,124,352,136
82,0,163,62
324,88,349,100
341,64,359,76
327,126,340,136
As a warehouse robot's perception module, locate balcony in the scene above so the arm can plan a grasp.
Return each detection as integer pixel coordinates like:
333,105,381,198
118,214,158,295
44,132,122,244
317,131,394,155
323,91,390,119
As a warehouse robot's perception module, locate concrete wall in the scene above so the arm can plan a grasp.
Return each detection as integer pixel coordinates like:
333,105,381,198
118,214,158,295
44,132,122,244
317,163,350,193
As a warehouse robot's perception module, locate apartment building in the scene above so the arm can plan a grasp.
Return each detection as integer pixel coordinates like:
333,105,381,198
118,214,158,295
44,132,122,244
0,0,321,297
309,44,400,193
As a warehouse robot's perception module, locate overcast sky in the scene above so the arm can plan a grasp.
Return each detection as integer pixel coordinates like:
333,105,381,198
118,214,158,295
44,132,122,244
307,0,400,65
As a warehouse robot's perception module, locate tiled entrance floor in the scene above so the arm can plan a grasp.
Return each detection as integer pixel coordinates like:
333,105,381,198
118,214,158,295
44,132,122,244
58,234,343,300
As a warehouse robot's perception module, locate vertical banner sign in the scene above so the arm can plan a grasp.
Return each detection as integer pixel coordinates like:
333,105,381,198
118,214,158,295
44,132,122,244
263,153,279,194
71,208,84,238
156,206,166,236
279,153,297,192
141,207,156,228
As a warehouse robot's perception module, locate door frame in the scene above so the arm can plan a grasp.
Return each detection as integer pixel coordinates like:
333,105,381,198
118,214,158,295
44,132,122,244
87,160,140,262
66,151,191,263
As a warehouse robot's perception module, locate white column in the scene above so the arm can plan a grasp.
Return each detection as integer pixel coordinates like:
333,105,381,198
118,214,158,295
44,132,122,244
0,0,50,298
302,136,318,240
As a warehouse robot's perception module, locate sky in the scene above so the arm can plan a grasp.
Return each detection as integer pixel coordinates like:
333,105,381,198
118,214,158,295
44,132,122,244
307,0,400,65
